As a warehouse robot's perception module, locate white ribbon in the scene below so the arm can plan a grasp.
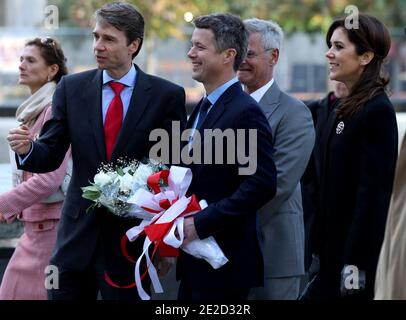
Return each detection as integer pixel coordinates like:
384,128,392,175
125,166,228,300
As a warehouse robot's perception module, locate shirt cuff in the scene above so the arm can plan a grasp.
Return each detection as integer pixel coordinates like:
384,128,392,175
18,141,34,165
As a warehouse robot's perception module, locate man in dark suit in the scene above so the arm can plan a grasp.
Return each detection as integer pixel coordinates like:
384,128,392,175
177,13,277,300
7,2,186,299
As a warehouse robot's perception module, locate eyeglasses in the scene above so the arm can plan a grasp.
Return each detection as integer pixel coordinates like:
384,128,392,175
246,48,273,60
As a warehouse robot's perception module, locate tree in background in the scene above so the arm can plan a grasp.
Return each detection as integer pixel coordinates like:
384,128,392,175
48,0,405,71
50,0,405,33
49,0,230,71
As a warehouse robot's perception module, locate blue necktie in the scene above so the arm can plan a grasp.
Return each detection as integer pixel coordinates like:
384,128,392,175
195,97,212,129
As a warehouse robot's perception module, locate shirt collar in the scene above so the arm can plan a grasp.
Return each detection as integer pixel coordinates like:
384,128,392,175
103,64,136,87
250,78,274,103
206,77,239,105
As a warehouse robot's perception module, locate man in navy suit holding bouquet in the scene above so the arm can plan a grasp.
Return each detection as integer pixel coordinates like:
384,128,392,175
8,2,186,300
178,13,277,300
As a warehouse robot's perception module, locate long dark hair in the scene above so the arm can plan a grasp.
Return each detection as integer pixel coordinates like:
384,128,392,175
326,14,391,118
26,37,68,83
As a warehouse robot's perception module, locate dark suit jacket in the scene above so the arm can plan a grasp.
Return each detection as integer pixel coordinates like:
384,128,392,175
177,82,277,289
312,92,398,298
18,65,187,280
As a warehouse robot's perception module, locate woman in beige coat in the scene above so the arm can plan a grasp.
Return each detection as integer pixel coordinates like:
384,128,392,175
375,133,406,299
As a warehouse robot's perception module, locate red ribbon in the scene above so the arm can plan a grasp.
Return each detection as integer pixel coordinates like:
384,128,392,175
105,193,202,289
147,170,170,194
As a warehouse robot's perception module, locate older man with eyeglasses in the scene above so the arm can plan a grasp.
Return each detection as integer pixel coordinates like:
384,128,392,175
238,18,315,300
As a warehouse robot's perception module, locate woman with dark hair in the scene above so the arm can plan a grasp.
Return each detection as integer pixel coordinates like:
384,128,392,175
308,14,398,299
0,37,70,299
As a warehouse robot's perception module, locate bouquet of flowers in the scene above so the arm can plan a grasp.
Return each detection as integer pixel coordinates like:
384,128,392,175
81,158,167,219
82,159,228,300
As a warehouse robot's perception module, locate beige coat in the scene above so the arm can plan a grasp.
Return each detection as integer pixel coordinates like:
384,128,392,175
375,133,406,299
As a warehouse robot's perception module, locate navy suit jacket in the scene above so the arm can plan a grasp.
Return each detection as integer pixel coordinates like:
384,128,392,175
177,82,277,289
18,65,187,280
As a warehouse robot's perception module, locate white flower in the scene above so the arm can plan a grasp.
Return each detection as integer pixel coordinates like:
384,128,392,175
94,172,113,187
107,171,118,179
119,172,134,192
133,164,154,186
82,158,167,218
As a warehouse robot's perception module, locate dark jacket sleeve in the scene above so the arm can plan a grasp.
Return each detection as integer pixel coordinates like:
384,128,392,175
343,97,398,271
18,77,71,173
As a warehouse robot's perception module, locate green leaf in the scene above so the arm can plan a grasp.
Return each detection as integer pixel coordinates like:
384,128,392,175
81,185,99,193
85,202,99,214
117,167,125,176
81,186,101,201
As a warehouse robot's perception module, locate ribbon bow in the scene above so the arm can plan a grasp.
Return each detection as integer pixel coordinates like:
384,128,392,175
123,166,206,300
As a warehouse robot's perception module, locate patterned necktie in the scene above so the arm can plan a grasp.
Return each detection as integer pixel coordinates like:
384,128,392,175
104,81,126,161
195,97,212,129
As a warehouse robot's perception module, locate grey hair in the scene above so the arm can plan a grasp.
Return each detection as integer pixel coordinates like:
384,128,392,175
244,18,284,51
194,13,248,71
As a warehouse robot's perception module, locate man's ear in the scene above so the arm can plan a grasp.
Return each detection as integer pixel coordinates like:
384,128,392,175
223,48,237,65
360,51,374,66
269,48,279,66
129,38,142,56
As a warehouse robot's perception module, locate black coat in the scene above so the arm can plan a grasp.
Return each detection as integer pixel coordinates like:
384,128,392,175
302,92,337,271
18,66,187,283
312,92,398,299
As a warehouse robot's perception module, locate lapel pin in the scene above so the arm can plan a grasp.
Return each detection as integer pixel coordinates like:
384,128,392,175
336,121,345,134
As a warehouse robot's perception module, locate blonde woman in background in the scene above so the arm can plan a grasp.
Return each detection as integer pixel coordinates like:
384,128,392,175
375,133,406,299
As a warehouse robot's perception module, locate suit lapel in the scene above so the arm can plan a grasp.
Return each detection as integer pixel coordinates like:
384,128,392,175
85,70,106,161
183,82,240,152
112,66,152,160
259,82,281,120
199,82,241,130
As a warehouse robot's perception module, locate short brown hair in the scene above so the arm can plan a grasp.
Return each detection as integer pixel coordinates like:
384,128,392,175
95,2,144,59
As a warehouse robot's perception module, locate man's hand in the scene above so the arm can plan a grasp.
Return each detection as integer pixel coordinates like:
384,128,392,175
0,213,6,223
182,217,199,246
7,125,32,155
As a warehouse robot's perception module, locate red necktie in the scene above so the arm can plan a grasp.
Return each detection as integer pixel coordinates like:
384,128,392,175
104,81,125,161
